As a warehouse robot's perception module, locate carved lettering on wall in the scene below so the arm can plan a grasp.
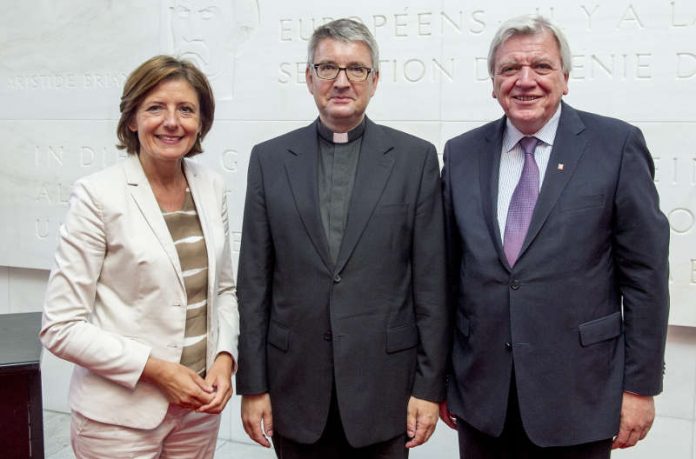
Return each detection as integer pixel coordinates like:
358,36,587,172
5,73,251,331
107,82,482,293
1,0,695,325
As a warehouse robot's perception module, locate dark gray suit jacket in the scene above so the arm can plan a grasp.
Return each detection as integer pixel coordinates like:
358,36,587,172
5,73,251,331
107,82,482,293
237,118,449,447
442,102,669,447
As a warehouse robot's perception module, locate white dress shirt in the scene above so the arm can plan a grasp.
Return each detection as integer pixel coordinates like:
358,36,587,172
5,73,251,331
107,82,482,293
497,105,562,239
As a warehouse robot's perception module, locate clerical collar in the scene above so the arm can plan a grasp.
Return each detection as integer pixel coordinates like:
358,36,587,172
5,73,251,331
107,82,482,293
316,118,366,144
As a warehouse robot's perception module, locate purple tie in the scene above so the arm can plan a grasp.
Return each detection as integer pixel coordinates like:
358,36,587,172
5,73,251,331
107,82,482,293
504,136,540,267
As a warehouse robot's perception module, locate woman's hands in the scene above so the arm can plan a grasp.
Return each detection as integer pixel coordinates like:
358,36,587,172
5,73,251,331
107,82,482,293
198,353,234,414
141,353,234,413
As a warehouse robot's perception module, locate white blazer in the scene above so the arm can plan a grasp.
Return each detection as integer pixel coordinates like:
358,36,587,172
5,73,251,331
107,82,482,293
40,154,239,429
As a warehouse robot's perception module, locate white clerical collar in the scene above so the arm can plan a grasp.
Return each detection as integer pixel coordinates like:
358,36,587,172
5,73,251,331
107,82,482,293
316,118,366,144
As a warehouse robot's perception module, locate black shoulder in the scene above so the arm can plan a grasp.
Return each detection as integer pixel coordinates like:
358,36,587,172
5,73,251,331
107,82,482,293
251,124,315,155
573,108,637,134
372,123,435,151
444,119,502,154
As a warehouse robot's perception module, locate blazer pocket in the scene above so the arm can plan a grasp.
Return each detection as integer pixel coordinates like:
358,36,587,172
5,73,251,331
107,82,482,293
579,311,622,347
386,323,418,353
559,193,605,213
267,321,290,352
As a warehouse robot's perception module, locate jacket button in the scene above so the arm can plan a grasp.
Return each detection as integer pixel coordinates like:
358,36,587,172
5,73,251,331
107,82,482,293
323,331,332,341
333,274,342,283
510,280,520,290
505,342,512,351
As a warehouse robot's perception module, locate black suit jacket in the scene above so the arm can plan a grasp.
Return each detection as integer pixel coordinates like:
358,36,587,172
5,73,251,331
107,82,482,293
237,118,449,447
442,103,669,447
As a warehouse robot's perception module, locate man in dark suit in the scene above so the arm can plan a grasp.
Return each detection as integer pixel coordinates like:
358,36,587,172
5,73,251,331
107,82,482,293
439,15,670,458
236,18,448,458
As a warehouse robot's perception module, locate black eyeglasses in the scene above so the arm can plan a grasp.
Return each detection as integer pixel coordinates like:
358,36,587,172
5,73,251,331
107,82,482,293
312,63,374,82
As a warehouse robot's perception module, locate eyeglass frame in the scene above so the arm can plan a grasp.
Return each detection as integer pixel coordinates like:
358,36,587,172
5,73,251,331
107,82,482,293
311,63,375,82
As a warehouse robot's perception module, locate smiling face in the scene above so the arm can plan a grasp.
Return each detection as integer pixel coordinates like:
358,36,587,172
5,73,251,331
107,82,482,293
128,78,201,168
305,38,379,132
492,30,569,135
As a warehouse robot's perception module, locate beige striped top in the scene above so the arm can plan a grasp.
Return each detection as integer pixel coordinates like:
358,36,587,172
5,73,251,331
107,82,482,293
162,188,209,377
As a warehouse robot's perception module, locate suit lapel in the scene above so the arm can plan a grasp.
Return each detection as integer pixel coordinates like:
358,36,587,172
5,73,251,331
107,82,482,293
479,118,509,269
124,154,185,290
284,123,332,271
334,119,395,274
519,103,587,259
183,159,216,306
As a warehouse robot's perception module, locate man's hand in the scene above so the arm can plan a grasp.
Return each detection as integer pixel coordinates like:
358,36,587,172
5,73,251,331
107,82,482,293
438,400,457,429
141,357,214,410
242,393,274,448
405,396,439,448
198,353,234,414
612,392,655,449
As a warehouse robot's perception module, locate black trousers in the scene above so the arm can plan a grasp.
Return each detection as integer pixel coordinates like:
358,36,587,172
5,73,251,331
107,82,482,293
457,377,612,459
272,389,408,459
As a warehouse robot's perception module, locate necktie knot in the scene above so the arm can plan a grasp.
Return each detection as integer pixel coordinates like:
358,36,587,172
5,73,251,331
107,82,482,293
519,136,539,156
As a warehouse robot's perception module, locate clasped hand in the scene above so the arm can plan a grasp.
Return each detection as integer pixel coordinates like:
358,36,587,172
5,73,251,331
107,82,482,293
142,353,234,414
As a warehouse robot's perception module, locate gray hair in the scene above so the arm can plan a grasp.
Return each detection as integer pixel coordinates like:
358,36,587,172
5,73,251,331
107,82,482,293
307,18,380,72
487,15,571,78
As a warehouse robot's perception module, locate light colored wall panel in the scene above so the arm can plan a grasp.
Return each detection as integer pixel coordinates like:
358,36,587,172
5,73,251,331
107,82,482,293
411,420,458,458
0,266,9,314
0,120,125,269
614,416,694,459
0,2,162,121
636,122,696,326
658,326,696,420
40,351,73,413
8,267,49,312
226,392,254,444
217,401,233,446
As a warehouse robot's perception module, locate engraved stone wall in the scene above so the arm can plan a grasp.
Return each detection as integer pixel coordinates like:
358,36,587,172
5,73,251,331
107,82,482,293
1,0,694,324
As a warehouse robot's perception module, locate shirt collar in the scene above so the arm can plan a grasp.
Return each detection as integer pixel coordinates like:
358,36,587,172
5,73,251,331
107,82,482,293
316,118,366,144
502,104,562,153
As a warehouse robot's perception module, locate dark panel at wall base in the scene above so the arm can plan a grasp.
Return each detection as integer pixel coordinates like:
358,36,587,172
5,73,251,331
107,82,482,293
0,313,44,458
